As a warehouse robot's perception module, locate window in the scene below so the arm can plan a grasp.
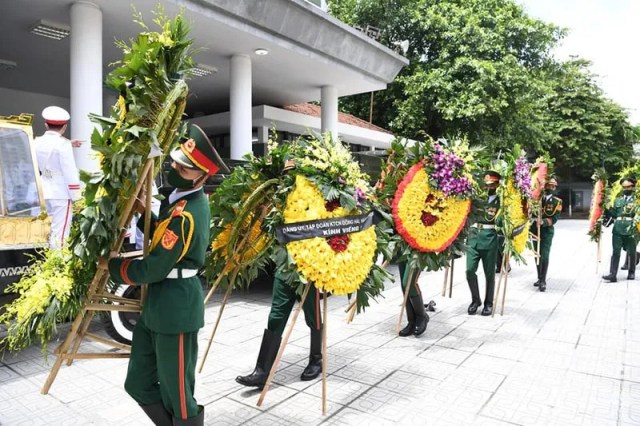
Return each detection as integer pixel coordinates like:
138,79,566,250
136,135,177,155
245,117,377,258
0,127,41,217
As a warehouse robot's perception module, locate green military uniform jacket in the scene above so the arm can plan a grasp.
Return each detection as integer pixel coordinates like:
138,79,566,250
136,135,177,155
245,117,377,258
468,195,500,250
108,189,210,334
609,195,638,236
540,194,562,229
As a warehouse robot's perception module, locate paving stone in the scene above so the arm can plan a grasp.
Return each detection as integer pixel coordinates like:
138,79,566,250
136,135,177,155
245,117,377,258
0,220,637,425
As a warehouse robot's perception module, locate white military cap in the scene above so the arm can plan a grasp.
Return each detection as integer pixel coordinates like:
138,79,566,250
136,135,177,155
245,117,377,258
42,106,70,126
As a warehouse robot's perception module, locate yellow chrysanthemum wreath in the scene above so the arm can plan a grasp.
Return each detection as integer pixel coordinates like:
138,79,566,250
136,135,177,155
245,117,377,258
284,175,377,295
212,213,267,269
504,178,529,254
393,164,471,252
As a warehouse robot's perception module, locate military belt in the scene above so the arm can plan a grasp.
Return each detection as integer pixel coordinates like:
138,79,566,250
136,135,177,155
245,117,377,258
472,224,496,230
166,269,198,279
617,217,633,221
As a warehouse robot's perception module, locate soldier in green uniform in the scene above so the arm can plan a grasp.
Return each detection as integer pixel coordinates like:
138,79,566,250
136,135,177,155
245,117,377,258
466,170,501,316
99,125,228,426
397,262,429,337
603,177,639,282
530,177,562,292
235,272,323,389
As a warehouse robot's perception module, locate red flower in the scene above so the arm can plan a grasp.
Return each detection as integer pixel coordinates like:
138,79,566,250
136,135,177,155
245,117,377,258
325,199,341,212
327,234,350,252
421,211,439,226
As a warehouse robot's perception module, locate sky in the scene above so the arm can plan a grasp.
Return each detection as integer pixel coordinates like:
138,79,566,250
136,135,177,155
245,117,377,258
517,0,640,125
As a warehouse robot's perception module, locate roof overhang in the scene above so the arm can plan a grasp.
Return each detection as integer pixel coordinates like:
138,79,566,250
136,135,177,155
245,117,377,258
0,0,408,117
191,105,397,149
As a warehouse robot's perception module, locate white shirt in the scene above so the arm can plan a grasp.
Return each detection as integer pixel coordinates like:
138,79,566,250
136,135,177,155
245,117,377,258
168,187,202,205
34,131,81,201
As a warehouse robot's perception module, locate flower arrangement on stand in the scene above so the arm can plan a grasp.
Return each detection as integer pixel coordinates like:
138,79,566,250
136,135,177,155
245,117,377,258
495,146,535,264
0,8,194,354
376,137,477,272
206,132,390,313
530,154,555,260
588,168,607,242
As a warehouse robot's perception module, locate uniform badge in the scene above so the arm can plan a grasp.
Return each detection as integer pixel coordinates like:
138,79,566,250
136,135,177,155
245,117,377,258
161,229,179,250
171,200,187,218
184,138,196,153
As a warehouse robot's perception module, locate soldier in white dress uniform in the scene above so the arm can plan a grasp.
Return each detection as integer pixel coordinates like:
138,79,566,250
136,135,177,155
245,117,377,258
34,106,82,249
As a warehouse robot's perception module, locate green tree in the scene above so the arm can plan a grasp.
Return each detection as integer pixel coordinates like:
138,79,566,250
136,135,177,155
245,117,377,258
329,0,564,151
542,59,637,178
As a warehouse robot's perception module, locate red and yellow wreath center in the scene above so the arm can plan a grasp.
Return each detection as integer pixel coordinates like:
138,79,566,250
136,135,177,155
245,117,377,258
283,175,376,295
392,163,471,252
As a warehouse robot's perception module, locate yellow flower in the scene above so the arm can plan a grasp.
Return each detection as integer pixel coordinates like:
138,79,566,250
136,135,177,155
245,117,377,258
212,214,267,268
283,176,376,295
393,164,471,252
504,178,529,254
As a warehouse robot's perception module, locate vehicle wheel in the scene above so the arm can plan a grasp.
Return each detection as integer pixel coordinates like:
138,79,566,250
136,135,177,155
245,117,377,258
102,283,141,345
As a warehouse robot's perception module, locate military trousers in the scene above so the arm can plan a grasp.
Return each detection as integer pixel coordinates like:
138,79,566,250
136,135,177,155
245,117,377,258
397,262,422,297
124,320,200,421
612,231,638,258
531,226,555,262
466,243,498,301
267,274,322,336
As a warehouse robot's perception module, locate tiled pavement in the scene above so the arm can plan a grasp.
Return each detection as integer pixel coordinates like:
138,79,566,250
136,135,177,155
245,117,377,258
1,219,639,425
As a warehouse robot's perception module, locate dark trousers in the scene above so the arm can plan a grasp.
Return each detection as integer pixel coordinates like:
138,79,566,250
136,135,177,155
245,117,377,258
612,232,638,257
267,274,321,336
125,320,199,420
466,244,497,305
398,262,422,297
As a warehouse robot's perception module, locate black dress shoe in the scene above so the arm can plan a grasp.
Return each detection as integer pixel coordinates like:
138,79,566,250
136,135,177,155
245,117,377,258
300,354,322,381
539,281,546,292
602,274,617,282
481,305,493,316
468,301,481,315
413,314,429,336
628,273,635,280
398,322,415,337
533,279,540,287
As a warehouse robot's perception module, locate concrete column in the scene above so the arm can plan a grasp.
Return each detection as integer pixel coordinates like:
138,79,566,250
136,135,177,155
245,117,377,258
230,55,252,160
70,1,102,173
321,85,338,141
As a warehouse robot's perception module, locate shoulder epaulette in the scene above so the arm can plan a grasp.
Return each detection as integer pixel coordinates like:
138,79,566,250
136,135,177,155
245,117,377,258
171,199,188,218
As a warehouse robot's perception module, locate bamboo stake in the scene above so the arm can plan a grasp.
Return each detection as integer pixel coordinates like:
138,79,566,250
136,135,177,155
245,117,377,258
140,163,154,305
203,275,223,305
257,282,312,407
536,204,542,265
345,298,357,324
198,283,234,373
42,270,108,394
492,255,506,319
321,294,328,416
441,265,450,297
396,267,416,334
500,254,510,316
448,258,454,298
42,160,156,393
596,230,602,274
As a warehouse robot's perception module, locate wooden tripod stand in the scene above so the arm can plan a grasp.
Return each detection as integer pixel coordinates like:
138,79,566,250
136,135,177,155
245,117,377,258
41,159,156,394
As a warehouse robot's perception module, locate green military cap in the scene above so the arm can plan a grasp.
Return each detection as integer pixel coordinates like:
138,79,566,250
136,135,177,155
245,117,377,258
483,170,502,184
620,176,637,185
170,124,230,175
